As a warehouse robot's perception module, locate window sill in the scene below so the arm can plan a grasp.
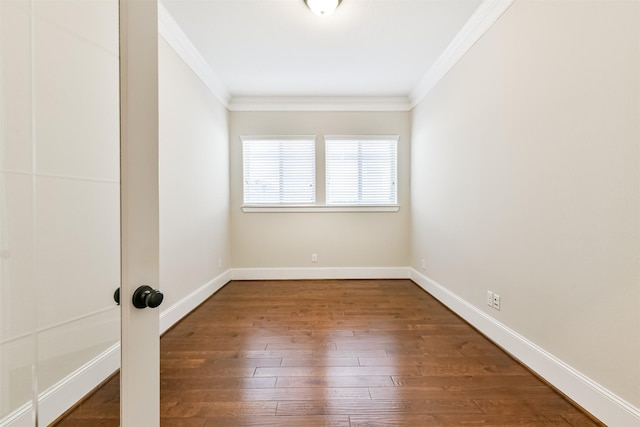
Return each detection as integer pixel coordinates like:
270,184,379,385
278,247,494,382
241,205,400,213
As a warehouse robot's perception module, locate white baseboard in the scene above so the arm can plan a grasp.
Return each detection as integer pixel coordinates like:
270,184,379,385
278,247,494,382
38,343,120,426
1,270,234,427
231,266,410,281
0,343,120,427
0,402,32,427
7,268,635,427
410,268,640,427
160,269,233,334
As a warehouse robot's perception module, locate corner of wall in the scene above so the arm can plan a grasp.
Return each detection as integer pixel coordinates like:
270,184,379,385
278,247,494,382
409,268,640,426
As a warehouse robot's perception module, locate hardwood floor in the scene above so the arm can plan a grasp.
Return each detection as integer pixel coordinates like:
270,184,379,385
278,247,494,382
55,279,602,426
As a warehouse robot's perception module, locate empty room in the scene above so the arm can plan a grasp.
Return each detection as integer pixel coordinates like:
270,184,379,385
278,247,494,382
1,0,638,426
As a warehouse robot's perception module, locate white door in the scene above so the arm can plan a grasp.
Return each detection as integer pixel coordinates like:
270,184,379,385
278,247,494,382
0,0,162,425
119,0,162,426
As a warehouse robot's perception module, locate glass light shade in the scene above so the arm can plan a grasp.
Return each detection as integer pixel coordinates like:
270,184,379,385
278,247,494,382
304,0,341,17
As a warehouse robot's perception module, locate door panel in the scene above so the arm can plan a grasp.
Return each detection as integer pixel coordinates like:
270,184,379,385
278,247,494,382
1,0,122,425
1,1,161,425
33,0,121,424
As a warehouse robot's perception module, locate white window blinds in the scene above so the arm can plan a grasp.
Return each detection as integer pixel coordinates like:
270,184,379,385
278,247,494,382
325,136,397,205
242,136,316,205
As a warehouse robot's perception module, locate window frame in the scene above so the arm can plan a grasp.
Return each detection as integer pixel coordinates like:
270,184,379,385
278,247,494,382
240,134,400,213
324,135,399,207
241,135,317,207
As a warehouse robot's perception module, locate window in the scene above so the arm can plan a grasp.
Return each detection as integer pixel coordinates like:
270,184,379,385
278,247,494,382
242,136,316,205
325,136,398,206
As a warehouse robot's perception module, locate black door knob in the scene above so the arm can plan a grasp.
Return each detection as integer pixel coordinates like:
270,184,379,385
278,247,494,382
132,285,164,309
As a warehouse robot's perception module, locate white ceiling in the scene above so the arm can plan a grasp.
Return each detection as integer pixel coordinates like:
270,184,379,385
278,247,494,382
161,0,484,100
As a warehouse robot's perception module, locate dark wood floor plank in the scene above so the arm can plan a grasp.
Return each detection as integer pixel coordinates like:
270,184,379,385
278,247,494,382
348,414,439,426
281,357,360,367
158,418,208,427
255,366,422,377
64,403,120,420
275,399,483,416
162,387,372,402
203,415,351,427
54,420,120,427
369,386,558,401
160,367,258,378
161,357,282,369
53,279,602,427
161,376,277,390
275,375,395,388
350,414,571,426
161,401,277,417
391,374,547,388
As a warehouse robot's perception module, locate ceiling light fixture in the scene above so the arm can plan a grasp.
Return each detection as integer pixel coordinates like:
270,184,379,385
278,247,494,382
304,0,342,17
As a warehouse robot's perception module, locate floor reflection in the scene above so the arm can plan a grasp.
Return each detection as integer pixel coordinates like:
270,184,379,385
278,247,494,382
56,280,603,426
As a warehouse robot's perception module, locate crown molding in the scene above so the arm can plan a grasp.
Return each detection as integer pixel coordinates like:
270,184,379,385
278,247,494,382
158,2,231,108
409,0,515,107
157,0,513,112
228,96,412,112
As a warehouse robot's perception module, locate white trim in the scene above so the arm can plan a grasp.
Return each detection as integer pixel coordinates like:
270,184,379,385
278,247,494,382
241,134,317,142
0,401,32,427
0,170,119,184
38,344,120,426
0,271,234,427
158,2,230,107
324,134,399,142
231,267,410,281
409,268,640,427
410,0,515,107
228,96,412,112
6,268,636,426
157,1,513,112
159,269,233,334
241,205,400,213
0,344,122,427
156,0,513,112
33,306,116,338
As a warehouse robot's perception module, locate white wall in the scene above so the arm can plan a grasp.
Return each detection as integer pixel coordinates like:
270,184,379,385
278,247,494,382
159,38,231,313
411,0,639,411
229,111,410,270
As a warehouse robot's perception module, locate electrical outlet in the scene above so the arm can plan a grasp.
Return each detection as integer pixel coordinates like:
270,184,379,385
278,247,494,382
218,258,222,269
311,253,318,263
493,293,501,310
421,259,426,270
486,291,494,307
